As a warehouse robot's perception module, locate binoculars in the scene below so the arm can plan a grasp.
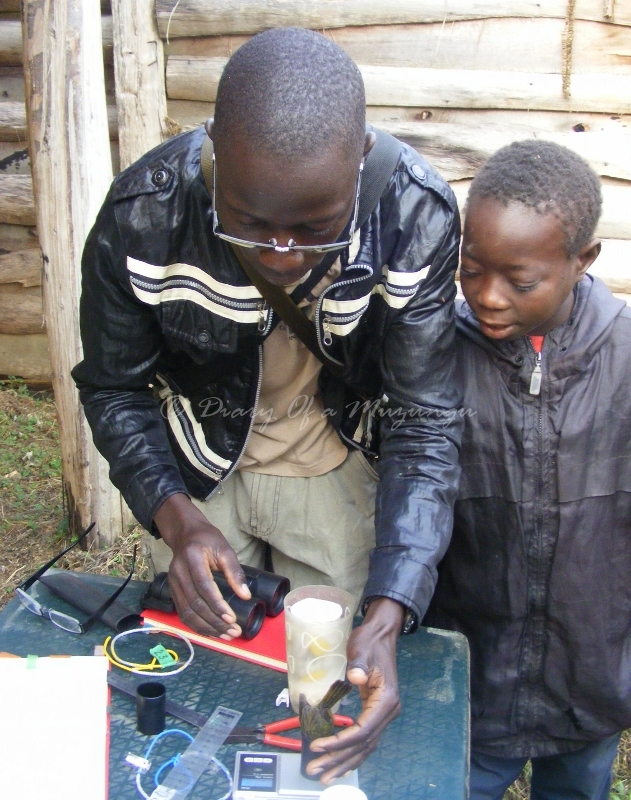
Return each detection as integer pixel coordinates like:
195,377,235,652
141,564,290,640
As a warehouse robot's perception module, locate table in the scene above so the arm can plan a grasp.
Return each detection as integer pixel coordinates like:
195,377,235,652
0,573,469,799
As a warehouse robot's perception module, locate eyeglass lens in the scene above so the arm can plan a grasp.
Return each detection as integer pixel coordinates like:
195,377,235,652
16,587,83,633
48,610,83,634
15,587,44,616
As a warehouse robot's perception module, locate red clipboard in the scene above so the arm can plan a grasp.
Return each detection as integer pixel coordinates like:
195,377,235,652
141,608,288,672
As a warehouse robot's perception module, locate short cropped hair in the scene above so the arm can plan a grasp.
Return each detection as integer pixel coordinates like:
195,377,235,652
467,140,602,257
212,27,366,161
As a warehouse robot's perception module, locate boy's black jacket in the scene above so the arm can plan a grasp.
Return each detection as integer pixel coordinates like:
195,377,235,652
425,275,631,757
72,127,463,621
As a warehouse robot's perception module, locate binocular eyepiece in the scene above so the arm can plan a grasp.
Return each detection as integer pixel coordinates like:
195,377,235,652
141,565,290,641
240,564,290,618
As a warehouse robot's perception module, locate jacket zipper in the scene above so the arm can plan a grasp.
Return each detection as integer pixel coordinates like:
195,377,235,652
322,310,366,346
322,316,333,346
518,343,546,732
529,351,542,395
205,344,264,499
258,301,268,332
155,376,226,480
314,262,372,357
130,275,267,314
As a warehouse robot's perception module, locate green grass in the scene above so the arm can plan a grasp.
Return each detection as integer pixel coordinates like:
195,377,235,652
503,744,631,799
0,377,146,604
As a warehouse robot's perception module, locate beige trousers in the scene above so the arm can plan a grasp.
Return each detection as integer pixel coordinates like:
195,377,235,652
145,450,378,613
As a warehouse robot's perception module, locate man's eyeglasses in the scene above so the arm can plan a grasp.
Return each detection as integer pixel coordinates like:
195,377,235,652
211,153,364,254
15,522,137,634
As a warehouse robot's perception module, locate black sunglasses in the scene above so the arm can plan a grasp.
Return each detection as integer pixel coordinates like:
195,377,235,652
15,523,137,634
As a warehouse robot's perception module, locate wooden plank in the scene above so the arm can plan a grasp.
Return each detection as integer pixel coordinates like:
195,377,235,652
0,282,44,333
0,222,38,254
0,142,29,173
166,56,631,113
23,0,130,544
383,123,631,181
166,101,631,141
0,102,118,151
166,56,224,102
0,2,20,11
0,66,25,101
155,0,631,38
0,99,25,139
166,98,213,130
164,20,631,75
449,178,631,240
365,107,631,133
0,174,35,225
101,13,112,65
0,247,41,285
0,18,21,65
111,0,168,169
590,239,631,293
0,332,50,379
0,16,113,66
360,67,631,113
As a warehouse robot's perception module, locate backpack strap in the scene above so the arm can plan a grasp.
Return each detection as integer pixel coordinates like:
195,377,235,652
357,125,401,229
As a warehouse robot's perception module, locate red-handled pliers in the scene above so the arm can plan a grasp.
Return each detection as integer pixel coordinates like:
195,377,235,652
224,714,355,751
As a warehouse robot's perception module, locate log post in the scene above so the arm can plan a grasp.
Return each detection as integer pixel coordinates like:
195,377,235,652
22,0,131,545
111,0,168,170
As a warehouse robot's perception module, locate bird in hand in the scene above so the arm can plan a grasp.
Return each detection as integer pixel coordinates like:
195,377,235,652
299,679,354,741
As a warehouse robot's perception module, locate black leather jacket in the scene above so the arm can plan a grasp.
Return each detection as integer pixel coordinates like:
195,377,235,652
72,127,463,620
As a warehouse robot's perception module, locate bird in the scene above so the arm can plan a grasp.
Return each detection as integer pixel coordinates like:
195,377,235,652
298,679,354,742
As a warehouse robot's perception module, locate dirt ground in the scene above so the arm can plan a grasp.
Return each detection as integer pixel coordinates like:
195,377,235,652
0,379,629,799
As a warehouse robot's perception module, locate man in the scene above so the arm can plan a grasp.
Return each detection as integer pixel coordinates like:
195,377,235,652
73,28,462,781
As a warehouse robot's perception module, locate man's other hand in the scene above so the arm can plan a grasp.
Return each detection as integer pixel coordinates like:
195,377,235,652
153,492,251,639
305,597,404,783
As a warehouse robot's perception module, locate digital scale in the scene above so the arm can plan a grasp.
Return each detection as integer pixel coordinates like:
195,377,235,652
233,751,360,799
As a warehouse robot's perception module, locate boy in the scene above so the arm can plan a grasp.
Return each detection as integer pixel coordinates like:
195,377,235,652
72,28,462,781
424,139,631,799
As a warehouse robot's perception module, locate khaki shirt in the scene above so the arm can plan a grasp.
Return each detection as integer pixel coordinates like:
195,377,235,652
238,261,348,477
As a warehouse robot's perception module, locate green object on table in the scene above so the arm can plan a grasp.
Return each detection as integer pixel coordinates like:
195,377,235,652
0,572,470,800
149,643,176,667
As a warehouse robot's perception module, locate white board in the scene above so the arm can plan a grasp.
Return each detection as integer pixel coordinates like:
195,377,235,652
0,655,109,799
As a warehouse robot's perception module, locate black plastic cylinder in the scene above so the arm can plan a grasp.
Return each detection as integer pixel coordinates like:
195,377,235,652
136,682,166,735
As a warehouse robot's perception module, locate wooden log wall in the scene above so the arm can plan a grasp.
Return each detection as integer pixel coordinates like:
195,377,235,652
158,0,631,300
0,4,117,380
10,0,631,385
23,0,131,545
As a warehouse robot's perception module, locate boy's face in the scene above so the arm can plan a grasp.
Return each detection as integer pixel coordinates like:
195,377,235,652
212,133,369,286
460,196,599,340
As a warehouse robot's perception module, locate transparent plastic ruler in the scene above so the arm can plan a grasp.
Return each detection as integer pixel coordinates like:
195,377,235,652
149,706,242,800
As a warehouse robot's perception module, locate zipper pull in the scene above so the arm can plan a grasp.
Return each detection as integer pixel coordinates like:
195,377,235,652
323,315,333,346
529,351,542,395
258,301,267,332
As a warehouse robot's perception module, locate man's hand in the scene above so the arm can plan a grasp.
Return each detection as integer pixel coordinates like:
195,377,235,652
153,493,251,639
305,597,404,784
